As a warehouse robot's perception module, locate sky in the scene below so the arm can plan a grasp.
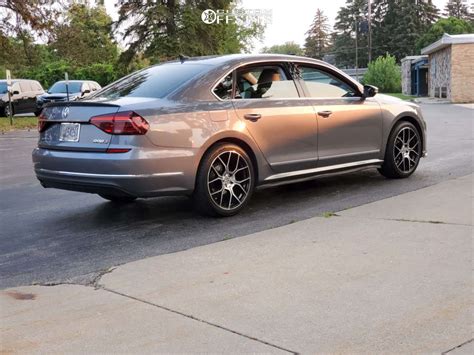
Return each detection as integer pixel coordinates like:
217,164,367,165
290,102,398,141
103,0,452,52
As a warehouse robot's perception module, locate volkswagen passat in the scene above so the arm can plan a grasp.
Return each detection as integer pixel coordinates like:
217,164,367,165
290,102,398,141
33,54,426,216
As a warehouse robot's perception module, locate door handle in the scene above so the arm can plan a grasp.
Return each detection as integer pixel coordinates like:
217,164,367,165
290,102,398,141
244,113,262,122
317,110,332,118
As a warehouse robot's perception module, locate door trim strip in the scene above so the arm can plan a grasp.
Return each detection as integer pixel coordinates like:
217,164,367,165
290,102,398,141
264,159,383,181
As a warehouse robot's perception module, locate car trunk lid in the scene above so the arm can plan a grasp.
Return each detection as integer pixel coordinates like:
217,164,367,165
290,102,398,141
38,102,120,152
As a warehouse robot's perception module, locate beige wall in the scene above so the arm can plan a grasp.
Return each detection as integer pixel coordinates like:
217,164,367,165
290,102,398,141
450,43,474,103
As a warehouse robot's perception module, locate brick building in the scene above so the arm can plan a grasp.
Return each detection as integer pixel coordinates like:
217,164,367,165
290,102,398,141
421,33,474,103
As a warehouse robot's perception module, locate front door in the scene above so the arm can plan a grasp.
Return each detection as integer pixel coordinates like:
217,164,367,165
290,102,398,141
296,64,383,167
231,63,318,173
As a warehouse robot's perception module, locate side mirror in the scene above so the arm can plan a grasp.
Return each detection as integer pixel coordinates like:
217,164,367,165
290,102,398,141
82,89,91,95
363,85,378,98
12,90,20,95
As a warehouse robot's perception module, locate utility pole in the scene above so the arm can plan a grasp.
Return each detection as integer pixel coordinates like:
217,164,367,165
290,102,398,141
354,16,359,79
368,0,372,63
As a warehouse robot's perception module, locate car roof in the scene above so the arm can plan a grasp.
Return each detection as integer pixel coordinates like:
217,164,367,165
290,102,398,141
162,53,328,67
0,79,39,83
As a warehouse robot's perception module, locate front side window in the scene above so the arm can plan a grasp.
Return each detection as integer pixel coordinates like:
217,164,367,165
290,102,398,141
11,83,21,94
298,65,357,98
235,65,299,99
0,83,8,94
82,82,90,92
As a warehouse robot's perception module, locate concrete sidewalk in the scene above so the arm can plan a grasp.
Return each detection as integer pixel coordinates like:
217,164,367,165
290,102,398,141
1,175,472,353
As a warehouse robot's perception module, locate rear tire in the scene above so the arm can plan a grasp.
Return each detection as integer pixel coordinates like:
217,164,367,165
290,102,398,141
193,143,255,217
3,104,13,117
99,194,137,203
378,121,422,179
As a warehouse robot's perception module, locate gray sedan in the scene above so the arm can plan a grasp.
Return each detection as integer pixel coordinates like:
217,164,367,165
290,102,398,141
33,54,427,216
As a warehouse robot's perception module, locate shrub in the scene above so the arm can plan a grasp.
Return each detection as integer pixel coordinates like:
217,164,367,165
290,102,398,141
363,54,401,93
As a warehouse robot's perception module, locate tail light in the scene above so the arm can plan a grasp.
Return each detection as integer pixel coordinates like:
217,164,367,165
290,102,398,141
38,111,47,132
90,111,149,135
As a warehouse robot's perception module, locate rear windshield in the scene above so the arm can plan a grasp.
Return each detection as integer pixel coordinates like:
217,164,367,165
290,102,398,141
0,83,8,94
91,63,208,100
49,82,82,93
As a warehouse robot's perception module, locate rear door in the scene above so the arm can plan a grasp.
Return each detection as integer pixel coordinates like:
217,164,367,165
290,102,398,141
231,63,318,173
10,82,25,113
39,103,119,152
296,64,383,167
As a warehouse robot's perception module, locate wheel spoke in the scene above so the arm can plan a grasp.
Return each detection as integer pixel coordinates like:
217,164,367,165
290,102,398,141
211,188,223,196
211,165,222,177
232,155,240,173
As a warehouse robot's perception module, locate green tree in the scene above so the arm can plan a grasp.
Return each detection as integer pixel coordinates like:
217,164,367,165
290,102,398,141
444,0,473,21
416,16,473,51
332,0,369,68
261,41,303,55
304,9,331,59
51,3,118,66
116,0,265,65
372,0,439,61
362,53,401,92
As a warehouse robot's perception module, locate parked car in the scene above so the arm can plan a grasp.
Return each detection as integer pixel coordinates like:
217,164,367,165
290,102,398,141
0,79,44,116
36,80,101,115
33,54,427,216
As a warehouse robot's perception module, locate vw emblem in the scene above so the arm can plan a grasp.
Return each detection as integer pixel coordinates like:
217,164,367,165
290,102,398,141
62,107,70,119
201,9,216,24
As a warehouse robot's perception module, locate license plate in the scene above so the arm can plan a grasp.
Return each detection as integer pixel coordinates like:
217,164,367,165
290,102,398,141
59,123,80,142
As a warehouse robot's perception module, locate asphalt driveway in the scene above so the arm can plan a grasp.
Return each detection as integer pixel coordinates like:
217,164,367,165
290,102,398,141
0,103,472,288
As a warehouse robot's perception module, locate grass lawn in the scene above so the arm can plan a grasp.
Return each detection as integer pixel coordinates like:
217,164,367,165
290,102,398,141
385,93,415,100
0,116,37,133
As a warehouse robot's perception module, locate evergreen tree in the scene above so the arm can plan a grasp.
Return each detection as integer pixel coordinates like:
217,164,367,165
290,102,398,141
372,0,439,61
304,9,331,59
116,0,265,66
444,0,473,21
332,0,369,68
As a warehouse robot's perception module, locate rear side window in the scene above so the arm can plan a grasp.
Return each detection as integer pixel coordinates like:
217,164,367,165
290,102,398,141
93,63,208,99
31,81,43,91
235,65,299,99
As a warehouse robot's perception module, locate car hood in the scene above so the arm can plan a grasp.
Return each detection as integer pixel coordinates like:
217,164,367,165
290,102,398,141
375,94,419,109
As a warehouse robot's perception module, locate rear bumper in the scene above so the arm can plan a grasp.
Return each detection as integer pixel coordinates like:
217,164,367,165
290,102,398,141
33,147,197,197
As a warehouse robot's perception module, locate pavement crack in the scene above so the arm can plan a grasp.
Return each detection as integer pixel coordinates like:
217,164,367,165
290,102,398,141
336,215,471,226
90,267,116,288
101,287,298,354
442,338,473,354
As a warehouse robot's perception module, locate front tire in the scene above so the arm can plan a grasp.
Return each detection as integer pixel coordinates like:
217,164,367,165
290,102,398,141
379,121,422,178
193,143,255,217
98,194,137,203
